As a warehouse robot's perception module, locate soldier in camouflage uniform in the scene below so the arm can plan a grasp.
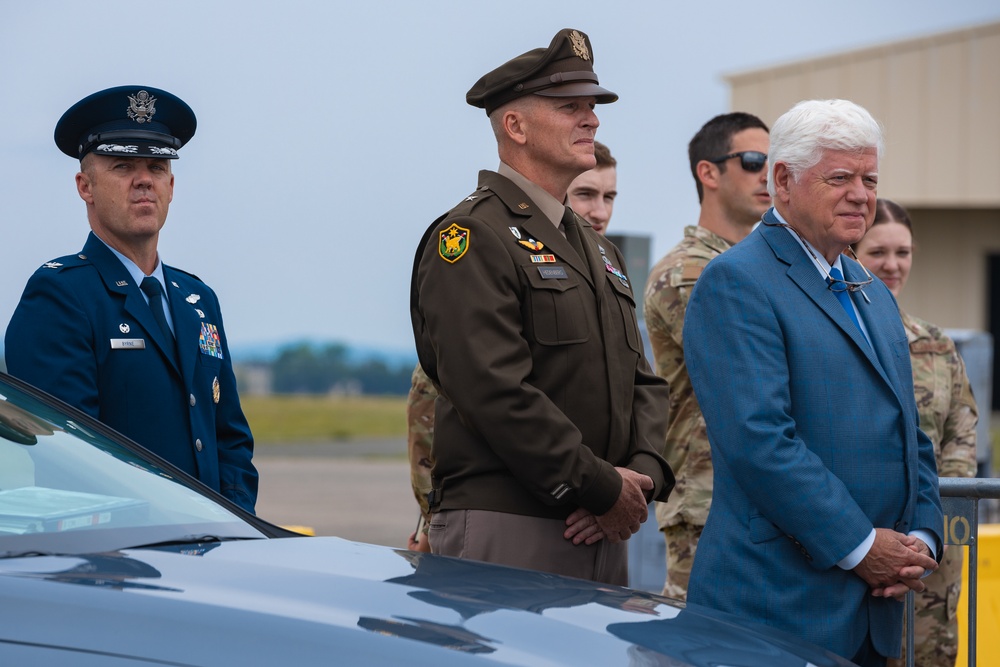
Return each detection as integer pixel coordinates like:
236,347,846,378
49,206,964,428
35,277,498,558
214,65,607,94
406,142,620,552
854,198,978,667
644,113,771,599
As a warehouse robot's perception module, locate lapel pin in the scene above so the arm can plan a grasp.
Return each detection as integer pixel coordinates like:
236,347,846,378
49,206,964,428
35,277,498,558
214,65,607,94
186,294,201,304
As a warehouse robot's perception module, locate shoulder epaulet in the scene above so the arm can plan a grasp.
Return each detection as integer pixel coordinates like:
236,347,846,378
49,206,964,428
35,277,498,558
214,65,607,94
166,266,203,283
450,186,496,217
35,253,88,273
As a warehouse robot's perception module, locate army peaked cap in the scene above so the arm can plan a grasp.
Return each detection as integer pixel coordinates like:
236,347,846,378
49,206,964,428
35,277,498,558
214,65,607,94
467,28,618,115
55,85,196,160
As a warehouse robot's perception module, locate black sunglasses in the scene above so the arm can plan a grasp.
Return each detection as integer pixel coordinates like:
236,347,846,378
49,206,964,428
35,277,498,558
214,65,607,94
707,151,768,173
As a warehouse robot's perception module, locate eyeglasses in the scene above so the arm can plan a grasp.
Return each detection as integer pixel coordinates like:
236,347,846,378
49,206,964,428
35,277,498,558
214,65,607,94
707,151,768,173
760,218,874,298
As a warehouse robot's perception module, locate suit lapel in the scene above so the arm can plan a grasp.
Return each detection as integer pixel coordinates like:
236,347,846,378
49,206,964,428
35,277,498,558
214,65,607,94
762,223,896,389
164,268,200,387
481,170,594,288
84,234,180,375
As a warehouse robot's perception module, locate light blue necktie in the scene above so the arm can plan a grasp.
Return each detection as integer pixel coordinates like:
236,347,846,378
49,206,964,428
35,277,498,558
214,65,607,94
828,266,867,346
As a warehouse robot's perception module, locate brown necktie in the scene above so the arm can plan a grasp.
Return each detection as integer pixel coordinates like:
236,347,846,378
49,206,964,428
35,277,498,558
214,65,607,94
562,206,587,261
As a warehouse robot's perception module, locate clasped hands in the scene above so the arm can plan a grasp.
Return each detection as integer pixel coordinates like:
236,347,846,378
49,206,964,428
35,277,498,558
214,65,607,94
563,467,652,546
853,527,938,600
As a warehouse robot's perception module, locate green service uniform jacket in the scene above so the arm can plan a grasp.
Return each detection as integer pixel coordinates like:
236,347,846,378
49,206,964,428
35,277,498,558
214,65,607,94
410,170,673,520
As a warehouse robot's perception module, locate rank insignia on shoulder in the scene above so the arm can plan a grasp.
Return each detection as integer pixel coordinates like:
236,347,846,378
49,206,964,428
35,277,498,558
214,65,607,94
439,223,470,263
199,322,225,359
518,238,544,251
530,254,556,263
43,262,63,269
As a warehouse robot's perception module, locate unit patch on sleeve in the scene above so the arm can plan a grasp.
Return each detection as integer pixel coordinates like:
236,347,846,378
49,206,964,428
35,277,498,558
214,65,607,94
439,223,470,263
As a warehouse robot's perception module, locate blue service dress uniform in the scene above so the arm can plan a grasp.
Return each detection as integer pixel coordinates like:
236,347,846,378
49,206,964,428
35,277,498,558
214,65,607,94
4,232,257,512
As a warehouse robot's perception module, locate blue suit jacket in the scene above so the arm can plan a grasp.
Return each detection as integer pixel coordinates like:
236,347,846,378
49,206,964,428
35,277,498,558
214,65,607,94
4,233,257,512
682,213,942,660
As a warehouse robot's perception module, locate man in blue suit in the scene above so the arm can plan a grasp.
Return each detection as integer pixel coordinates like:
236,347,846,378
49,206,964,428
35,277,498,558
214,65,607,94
682,99,942,666
5,86,257,513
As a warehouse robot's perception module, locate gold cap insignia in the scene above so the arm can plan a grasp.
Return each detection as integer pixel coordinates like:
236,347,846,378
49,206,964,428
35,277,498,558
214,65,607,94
212,376,221,404
127,90,157,124
568,30,590,61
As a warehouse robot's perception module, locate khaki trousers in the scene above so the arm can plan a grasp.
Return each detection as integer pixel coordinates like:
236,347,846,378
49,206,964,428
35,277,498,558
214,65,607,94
430,508,628,586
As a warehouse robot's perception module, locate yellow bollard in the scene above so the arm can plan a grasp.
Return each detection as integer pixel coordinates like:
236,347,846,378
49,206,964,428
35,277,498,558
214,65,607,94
957,523,1000,665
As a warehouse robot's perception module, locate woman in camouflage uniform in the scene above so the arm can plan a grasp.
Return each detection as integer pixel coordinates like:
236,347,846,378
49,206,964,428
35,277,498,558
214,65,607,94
854,198,978,667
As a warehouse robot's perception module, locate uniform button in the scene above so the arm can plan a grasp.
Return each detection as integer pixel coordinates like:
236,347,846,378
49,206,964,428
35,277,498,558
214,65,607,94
195,439,203,451
189,394,197,406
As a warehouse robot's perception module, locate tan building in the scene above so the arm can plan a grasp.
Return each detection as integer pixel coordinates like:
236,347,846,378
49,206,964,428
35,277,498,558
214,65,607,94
725,21,1000,418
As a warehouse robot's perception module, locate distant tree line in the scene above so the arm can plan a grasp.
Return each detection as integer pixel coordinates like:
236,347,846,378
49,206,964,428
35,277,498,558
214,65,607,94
269,342,413,395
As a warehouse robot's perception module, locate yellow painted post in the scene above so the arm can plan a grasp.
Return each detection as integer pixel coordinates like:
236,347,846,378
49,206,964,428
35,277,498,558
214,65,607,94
957,524,1000,666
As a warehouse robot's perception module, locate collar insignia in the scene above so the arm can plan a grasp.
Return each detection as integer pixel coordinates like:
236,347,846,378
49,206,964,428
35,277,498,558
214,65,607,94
186,293,201,304
509,227,522,240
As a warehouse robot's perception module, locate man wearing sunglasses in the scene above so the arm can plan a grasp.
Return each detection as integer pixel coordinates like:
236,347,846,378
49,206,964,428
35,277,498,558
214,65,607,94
681,99,942,666
643,112,770,600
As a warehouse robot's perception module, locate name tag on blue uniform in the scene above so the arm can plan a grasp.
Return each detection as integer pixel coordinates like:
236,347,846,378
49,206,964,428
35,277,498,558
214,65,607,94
537,266,568,280
110,338,146,349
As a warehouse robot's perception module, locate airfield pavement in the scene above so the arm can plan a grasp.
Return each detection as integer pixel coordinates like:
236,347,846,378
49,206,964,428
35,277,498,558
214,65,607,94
253,438,416,548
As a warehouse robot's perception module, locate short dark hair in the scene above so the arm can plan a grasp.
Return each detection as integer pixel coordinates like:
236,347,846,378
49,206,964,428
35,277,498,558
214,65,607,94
594,141,616,169
688,112,769,202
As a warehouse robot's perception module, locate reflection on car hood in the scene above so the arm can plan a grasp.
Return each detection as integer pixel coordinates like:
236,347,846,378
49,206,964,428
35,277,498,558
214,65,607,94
0,536,856,666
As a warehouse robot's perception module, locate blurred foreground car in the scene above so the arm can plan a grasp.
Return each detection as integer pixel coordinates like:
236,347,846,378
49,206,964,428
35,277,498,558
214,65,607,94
0,372,857,666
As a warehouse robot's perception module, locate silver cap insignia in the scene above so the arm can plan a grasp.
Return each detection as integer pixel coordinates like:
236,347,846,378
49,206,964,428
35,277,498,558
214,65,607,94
127,90,157,124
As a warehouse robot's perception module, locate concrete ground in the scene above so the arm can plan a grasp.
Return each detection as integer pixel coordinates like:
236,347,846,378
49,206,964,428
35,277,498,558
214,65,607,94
253,438,416,549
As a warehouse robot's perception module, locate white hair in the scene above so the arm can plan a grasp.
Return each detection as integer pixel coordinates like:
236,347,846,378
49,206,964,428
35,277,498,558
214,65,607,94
766,99,884,197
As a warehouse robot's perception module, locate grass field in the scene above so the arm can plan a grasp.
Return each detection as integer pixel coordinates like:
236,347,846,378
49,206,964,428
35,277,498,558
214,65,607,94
241,394,407,443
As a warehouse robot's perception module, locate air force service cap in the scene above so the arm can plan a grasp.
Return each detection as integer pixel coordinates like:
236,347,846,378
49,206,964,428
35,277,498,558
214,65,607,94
467,28,618,115
54,85,196,160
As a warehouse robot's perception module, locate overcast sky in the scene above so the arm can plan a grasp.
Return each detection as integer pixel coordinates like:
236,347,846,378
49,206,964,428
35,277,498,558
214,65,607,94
2,1,998,359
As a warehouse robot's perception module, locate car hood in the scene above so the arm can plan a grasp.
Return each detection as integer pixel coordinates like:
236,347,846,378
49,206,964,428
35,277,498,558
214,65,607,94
0,536,855,666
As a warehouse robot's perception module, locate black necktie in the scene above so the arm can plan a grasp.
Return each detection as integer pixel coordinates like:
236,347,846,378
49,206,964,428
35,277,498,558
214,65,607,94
140,277,173,339
562,207,587,261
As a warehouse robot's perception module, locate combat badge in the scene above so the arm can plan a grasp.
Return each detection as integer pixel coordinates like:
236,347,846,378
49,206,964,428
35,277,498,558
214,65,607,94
439,223,470,263
212,376,220,404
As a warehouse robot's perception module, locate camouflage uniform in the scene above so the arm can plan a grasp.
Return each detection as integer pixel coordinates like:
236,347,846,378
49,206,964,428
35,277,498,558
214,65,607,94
643,225,733,599
889,311,978,667
407,363,437,535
